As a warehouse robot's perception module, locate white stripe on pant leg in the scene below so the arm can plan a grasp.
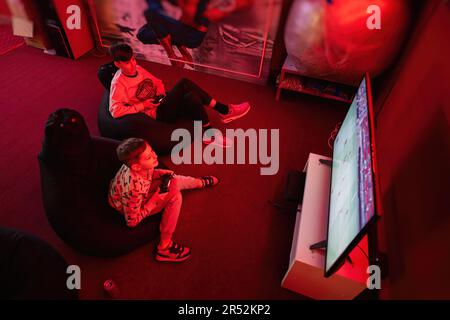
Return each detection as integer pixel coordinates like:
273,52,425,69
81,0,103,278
174,175,200,190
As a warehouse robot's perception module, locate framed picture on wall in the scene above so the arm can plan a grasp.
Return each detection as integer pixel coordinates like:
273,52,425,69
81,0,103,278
90,0,282,84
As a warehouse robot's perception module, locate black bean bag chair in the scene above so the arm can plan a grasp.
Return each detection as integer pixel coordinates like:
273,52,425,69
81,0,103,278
0,227,78,300
38,108,161,257
97,62,193,155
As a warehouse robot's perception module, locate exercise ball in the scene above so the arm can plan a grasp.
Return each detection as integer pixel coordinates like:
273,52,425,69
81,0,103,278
284,0,411,85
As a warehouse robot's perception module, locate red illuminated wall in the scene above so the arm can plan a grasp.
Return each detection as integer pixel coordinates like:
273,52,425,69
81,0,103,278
51,0,94,59
0,0,11,17
375,0,450,299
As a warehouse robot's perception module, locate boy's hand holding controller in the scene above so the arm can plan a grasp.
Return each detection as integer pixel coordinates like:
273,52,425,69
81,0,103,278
143,174,176,211
143,94,165,110
148,173,175,203
144,185,169,211
143,99,161,109
154,169,174,178
151,187,167,202
159,173,175,194
153,94,166,104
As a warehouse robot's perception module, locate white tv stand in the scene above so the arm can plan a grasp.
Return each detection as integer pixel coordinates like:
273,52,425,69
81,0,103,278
281,153,368,300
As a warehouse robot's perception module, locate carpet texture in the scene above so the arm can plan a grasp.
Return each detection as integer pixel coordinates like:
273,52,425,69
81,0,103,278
0,24,24,56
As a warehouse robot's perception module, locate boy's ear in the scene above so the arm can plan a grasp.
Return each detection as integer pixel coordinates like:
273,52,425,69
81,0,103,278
113,61,121,69
130,163,140,171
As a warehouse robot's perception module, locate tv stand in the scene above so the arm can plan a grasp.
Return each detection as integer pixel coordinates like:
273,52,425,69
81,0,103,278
281,153,368,299
309,240,354,265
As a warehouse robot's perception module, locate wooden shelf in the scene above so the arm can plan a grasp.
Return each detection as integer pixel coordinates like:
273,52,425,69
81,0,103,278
276,55,355,103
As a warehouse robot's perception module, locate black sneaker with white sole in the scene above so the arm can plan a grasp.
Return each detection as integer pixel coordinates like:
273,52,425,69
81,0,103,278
155,242,191,262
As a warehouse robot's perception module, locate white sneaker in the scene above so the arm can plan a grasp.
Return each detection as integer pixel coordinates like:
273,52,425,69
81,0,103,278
203,131,233,148
43,48,57,55
219,101,251,124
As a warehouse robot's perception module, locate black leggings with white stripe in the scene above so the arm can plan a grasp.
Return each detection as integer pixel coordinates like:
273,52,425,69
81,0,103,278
156,78,211,125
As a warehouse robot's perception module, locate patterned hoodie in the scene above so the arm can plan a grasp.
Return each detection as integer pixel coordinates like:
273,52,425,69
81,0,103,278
109,164,161,227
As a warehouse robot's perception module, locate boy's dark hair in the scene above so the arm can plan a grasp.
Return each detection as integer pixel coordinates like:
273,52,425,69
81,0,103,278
116,138,147,166
109,43,133,62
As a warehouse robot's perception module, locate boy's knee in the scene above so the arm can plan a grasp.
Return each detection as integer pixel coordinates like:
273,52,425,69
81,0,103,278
168,177,181,195
168,190,182,204
174,190,182,200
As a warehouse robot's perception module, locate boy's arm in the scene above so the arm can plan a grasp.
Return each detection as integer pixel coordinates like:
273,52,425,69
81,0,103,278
143,192,161,214
122,190,153,228
155,79,165,96
153,169,174,179
109,80,146,118
123,190,163,228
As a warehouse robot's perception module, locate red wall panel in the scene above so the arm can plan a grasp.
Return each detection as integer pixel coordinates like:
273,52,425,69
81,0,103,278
376,0,450,299
0,0,11,17
52,0,94,59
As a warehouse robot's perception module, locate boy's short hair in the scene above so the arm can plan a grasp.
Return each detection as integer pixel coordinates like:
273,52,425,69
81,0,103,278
116,138,148,166
109,43,133,62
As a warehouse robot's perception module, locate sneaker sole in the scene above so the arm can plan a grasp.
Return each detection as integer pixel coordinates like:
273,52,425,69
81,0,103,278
155,252,192,263
220,105,251,124
202,140,233,148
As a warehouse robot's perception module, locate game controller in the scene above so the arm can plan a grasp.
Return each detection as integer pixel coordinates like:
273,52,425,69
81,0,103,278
159,173,174,194
153,95,165,104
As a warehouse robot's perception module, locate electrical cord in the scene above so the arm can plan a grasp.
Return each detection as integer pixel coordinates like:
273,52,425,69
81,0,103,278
357,244,369,259
327,122,342,149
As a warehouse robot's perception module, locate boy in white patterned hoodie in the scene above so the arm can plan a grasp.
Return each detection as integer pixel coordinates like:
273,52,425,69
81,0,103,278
109,138,218,262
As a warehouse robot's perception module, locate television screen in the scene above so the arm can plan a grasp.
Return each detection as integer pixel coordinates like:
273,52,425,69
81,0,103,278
325,75,377,277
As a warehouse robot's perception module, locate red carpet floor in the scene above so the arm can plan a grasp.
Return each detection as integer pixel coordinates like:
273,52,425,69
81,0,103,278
0,24,24,56
0,45,349,299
